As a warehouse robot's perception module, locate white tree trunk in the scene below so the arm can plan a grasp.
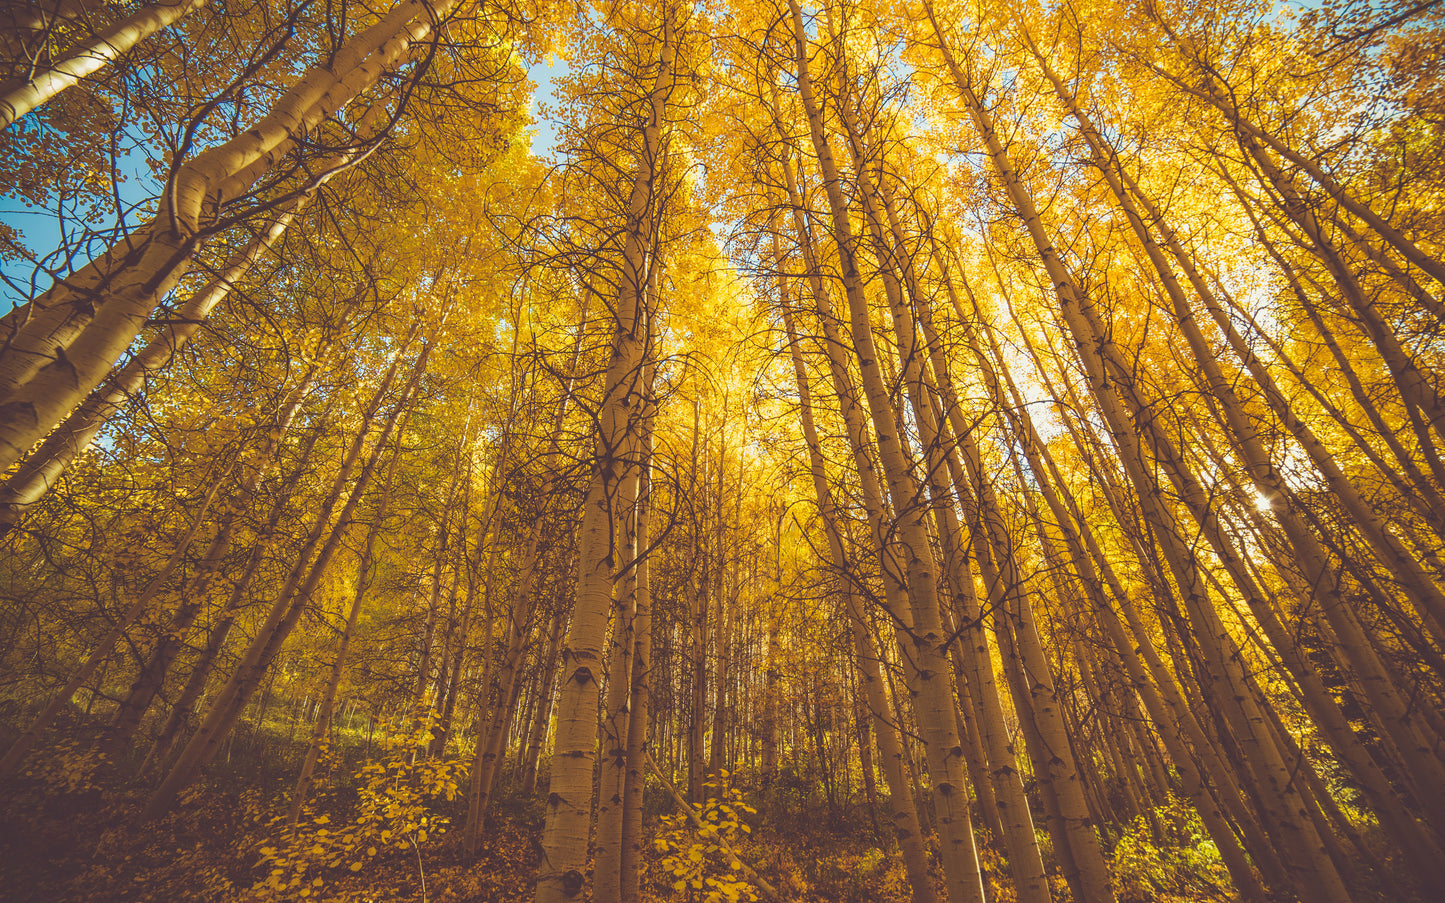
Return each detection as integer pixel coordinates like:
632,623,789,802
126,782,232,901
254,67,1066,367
0,0,207,129
0,0,457,471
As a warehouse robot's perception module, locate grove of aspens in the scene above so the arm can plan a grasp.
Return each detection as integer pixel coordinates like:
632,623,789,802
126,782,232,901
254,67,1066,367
1,0,1442,900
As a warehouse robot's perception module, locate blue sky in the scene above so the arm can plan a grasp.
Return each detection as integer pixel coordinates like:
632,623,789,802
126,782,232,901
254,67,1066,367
528,56,567,160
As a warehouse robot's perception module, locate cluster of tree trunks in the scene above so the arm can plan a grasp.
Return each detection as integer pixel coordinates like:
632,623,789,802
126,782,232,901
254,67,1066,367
2,2,1444,903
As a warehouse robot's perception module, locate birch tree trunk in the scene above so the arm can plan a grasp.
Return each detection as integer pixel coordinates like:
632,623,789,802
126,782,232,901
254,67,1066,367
780,295,939,903
288,408,408,826
0,0,207,129
0,459,232,778
619,416,655,903
0,0,461,471
924,10,1351,901
99,368,320,763
144,335,429,818
786,4,986,899
0,199,305,531
534,8,674,898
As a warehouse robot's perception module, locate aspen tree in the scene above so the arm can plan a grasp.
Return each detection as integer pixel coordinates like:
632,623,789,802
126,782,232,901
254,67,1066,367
779,282,939,903
0,0,470,471
1019,310,1306,896
772,142,952,878
534,5,676,897
140,400,337,778
98,366,324,763
288,406,410,826
786,3,987,899
413,454,467,709
1017,25,1445,869
519,609,566,796
947,237,1271,899
145,331,431,817
0,0,207,129
619,391,657,903
848,149,1057,903
0,457,234,778
922,8,1353,900
594,380,647,903
0,200,300,529
687,394,710,804
463,299,591,850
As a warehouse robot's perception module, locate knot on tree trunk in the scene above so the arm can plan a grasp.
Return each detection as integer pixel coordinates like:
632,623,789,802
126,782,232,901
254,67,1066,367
561,868,585,896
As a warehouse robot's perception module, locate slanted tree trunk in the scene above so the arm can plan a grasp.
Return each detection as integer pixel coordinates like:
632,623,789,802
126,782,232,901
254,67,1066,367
0,0,459,469
520,609,565,797
144,335,429,818
785,4,986,899
288,408,408,826
0,458,232,778
99,367,320,763
138,408,334,778
779,295,939,903
0,0,207,129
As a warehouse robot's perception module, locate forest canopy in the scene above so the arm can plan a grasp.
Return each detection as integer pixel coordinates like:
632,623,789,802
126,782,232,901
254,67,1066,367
2,0,1444,901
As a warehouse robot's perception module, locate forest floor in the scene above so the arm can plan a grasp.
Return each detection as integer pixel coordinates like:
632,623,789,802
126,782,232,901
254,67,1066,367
0,713,1234,902
0,774,932,903
0,725,935,902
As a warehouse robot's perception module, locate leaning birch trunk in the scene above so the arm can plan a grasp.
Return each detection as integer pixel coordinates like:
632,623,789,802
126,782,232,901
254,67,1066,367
289,414,407,826
912,300,1110,902
143,338,427,818
944,249,1271,900
1022,34,1445,865
785,4,986,900
776,152,937,833
0,0,207,129
533,10,673,899
0,0,458,469
99,369,320,762
0,199,305,530
774,143,957,893
923,10,1349,900
781,299,939,903
840,108,1059,902
138,410,331,777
